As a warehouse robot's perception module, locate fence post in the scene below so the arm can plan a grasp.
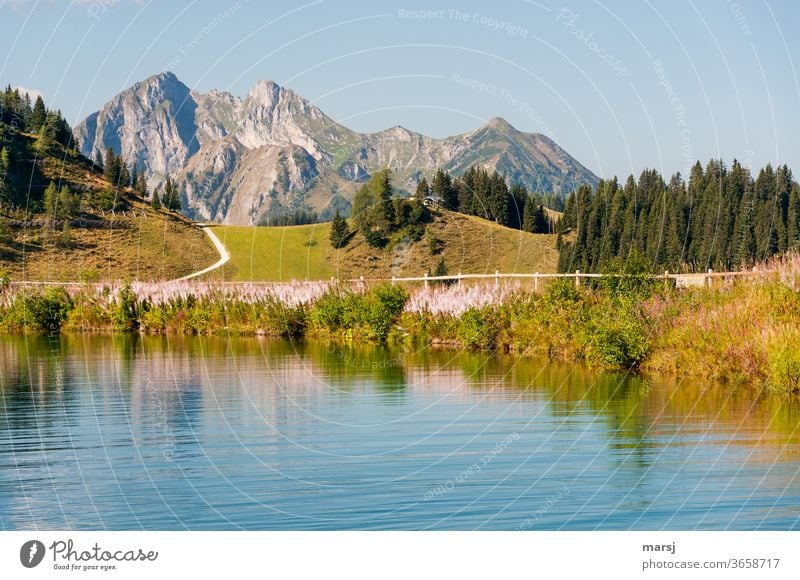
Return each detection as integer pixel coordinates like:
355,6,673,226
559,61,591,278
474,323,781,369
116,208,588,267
495,270,499,287
534,272,539,293
391,276,396,286
707,268,713,288
424,272,429,289
458,273,462,285
664,270,669,292
575,270,581,288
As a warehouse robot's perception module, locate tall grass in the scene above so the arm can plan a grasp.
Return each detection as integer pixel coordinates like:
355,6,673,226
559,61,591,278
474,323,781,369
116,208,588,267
2,254,800,393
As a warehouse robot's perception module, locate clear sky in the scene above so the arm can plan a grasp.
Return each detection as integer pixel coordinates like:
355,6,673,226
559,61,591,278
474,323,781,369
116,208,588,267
1,0,798,180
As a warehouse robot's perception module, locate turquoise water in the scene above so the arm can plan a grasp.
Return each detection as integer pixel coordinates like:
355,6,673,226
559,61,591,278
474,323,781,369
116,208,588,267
1,335,799,530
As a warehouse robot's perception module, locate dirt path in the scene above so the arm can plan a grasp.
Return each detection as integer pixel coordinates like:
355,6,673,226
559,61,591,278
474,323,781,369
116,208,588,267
175,224,230,281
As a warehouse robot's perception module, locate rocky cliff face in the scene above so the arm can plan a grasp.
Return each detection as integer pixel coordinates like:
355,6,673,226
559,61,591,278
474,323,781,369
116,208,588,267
75,72,598,225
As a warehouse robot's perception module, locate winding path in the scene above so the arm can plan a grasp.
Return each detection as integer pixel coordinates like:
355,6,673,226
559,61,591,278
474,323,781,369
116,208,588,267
175,224,230,281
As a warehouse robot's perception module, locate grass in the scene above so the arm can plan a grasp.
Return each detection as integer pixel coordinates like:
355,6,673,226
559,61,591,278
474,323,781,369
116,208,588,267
4,253,800,393
0,131,219,282
1,201,219,282
210,210,559,281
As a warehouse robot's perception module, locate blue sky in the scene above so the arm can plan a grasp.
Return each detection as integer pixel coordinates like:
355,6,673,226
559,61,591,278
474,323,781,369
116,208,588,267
1,0,798,180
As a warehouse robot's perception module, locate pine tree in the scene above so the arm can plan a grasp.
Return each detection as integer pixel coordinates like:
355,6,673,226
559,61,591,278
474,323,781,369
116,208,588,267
415,177,430,199
30,95,46,132
118,163,130,190
58,186,75,218
43,181,59,219
522,197,536,233
161,177,174,210
34,120,54,155
104,146,121,186
533,204,549,234
377,169,394,228
169,182,183,211
134,170,148,198
0,147,10,209
508,183,527,230
151,188,161,210
329,210,349,248
431,169,458,211
788,183,800,250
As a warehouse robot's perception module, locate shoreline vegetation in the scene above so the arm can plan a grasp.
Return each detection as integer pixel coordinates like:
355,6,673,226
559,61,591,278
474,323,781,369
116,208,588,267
1,252,800,395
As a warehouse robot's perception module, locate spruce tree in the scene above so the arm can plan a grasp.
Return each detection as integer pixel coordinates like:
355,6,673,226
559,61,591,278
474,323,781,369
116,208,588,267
0,147,10,209
415,177,430,199
508,183,527,230
522,197,535,233
151,188,161,210
30,95,46,132
34,120,54,155
431,168,458,211
43,181,59,219
376,169,394,231
329,210,349,248
103,146,120,186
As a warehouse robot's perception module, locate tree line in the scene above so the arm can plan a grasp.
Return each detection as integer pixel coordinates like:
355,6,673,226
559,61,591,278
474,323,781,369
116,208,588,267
0,81,182,217
414,166,557,234
1,86,74,209
557,159,800,273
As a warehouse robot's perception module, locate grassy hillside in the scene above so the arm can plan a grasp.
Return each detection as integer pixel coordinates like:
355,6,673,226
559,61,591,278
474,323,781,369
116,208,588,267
0,133,218,282
210,210,559,282
1,203,218,282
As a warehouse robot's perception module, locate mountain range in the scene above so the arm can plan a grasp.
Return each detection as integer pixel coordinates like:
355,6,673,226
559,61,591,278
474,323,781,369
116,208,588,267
74,72,598,225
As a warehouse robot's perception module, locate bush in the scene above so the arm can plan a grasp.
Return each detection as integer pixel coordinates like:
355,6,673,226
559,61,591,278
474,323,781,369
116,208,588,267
600,250,656,301
365,284,408,341
583,302,650,370
9,287,74,332
309,283,408,342
456,307,505,350
111,284,139,331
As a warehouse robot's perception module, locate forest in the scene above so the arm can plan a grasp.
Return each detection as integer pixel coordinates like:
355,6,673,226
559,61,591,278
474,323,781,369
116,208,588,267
556,159,799,273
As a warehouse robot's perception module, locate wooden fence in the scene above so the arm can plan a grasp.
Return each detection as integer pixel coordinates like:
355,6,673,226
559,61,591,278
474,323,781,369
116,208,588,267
350,267,773,290
5,268,773,290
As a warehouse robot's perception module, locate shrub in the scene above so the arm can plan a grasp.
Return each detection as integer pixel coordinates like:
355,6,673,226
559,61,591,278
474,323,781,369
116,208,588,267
364,284,408,341
456,306,506,350
10,287,74,332
582,302,650,370
600,250,656,302
308,283,407,342
111,284,139,331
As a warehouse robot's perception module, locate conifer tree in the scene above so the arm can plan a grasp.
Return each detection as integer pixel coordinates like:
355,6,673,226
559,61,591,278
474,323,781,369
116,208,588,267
0,147,10,209
30,95,46,132
329,210,349,248
151,188,161,211
431,169,458,210
43,181,59,218
415,177,430,199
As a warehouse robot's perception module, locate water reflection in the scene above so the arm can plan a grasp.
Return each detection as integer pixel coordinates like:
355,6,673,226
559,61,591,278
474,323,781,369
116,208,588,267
1,334,799,530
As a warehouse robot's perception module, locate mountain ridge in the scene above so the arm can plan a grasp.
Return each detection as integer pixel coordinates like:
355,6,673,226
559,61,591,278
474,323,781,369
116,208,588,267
75,72,598,225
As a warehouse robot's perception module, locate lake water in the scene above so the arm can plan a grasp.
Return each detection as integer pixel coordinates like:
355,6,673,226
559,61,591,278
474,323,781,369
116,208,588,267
1,335,799,530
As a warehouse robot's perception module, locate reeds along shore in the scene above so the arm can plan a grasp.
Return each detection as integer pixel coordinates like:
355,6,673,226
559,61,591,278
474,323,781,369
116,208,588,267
1,254,800,393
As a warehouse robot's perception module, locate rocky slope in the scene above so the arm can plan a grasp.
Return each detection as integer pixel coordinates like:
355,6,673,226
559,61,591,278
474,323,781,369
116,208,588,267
75,72,598,225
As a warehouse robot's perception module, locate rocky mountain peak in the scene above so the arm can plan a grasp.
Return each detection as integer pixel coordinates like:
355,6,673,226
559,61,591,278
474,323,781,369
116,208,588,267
245,79,281,105
482,116,517,133
74,72,598,225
